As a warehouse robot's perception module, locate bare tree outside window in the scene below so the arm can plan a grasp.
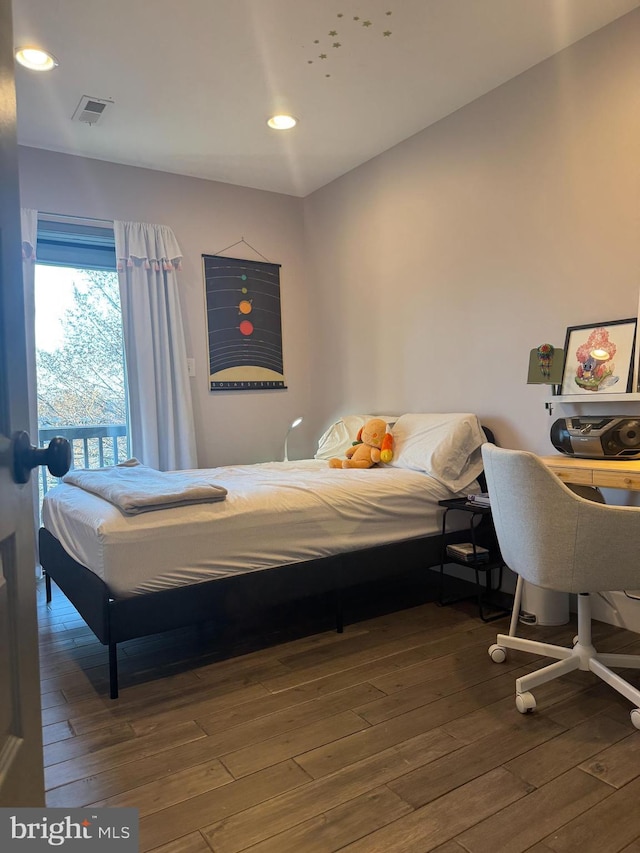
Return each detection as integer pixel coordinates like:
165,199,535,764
35,265,129,493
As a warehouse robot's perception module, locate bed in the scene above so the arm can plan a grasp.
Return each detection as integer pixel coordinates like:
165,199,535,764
39,413,492,698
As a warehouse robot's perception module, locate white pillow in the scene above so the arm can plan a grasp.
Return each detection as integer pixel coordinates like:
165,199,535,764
390,413,487,491
315,414,398,460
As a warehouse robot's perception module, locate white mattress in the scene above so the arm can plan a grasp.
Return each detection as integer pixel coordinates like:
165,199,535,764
42,459,472,597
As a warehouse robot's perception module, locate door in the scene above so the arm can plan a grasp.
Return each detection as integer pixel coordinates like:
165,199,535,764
0,0,45,806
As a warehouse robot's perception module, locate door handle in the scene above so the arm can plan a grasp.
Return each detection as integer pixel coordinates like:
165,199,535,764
11,431,71,484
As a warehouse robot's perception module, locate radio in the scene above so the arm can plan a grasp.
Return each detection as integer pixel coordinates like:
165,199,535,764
550,417,640,459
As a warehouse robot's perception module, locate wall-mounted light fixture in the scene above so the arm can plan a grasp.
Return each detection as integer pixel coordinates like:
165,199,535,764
283,416,303,461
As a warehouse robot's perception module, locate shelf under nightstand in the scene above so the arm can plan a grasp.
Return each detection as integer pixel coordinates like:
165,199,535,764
438,498,513,622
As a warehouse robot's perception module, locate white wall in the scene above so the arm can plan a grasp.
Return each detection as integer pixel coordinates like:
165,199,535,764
18,150,313,466
304,9,640,454
18,9,640,464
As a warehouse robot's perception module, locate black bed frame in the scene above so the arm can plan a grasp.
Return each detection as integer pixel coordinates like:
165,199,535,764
39,428,495,699
40,529,465,699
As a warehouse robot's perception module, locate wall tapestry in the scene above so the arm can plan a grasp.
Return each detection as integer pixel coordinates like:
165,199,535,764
203,254,286,391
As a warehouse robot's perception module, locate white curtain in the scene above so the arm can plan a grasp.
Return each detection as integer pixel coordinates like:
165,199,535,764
114,221,197,471
20,208,41,556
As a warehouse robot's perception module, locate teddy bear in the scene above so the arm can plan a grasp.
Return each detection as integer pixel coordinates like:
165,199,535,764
329,417,394,469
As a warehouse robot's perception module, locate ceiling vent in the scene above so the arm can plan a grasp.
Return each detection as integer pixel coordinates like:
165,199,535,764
72,95,113,125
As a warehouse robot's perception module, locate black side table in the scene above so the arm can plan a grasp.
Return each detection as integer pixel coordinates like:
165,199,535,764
438,497,512,622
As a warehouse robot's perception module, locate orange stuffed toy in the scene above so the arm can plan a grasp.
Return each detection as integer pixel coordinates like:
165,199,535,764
329,417,394,469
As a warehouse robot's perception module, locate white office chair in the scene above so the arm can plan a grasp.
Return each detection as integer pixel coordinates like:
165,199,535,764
482,443,640,729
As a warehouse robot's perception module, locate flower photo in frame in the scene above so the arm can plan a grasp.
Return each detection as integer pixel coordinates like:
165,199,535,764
561,318,637,395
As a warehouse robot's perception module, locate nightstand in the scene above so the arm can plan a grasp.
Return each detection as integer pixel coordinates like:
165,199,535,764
438,497,512,622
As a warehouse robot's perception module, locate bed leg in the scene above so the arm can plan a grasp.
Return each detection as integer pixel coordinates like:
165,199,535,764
109,642,119,700
335,589,344,634
44,571,52,604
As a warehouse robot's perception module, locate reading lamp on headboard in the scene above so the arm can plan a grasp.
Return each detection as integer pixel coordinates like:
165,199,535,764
283,416,303,461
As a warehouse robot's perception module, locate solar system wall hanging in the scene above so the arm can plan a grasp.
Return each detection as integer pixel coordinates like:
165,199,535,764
203,253,286,391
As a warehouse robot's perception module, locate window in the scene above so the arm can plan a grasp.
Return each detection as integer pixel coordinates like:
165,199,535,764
34,219,129,495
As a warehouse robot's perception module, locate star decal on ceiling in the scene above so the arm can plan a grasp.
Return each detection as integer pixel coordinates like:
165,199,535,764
306,8,396,78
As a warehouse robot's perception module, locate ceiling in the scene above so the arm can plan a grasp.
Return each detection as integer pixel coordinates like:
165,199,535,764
12,0,640,198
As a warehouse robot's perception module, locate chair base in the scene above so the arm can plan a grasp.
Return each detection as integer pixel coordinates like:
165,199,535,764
489,592,640,730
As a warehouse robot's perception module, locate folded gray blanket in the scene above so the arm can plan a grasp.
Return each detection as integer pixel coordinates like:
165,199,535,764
63,460,227,514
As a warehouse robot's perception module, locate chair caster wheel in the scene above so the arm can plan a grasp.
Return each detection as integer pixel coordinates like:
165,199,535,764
631,709,640,731
516,692,536,714
489,644,506,663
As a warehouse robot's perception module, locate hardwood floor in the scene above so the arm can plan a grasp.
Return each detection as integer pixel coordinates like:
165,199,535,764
37,575,640,852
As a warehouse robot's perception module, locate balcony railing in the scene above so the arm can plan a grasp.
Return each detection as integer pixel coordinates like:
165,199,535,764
39,424,128,497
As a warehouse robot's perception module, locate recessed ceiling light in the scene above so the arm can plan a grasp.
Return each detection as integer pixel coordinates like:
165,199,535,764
15,47,58,71
267,114,297,130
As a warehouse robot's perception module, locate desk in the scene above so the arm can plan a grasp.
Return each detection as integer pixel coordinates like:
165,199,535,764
539,455,640,491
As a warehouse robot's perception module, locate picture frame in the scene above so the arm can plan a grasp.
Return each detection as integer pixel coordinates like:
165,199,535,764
561,318,637,395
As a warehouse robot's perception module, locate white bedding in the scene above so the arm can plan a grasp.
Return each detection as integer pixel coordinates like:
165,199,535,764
42,459,474,598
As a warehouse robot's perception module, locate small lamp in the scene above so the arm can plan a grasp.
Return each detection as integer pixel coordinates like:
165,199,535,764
527,344,564,392
527,343,565,417
283,416,303,461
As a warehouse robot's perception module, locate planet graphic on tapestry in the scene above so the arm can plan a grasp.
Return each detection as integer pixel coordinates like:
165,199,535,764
203,255,285,390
